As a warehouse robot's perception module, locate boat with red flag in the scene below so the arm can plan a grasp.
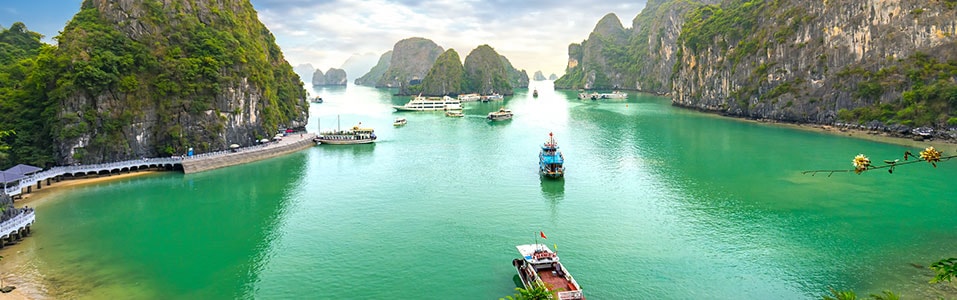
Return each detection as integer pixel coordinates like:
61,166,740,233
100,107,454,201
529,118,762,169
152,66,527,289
511,232,584,300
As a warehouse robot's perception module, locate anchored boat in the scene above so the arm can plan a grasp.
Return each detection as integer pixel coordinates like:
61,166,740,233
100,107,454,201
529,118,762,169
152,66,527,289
512,243,584,300
314,116,376,145
539,132,564,178
487,107,513,121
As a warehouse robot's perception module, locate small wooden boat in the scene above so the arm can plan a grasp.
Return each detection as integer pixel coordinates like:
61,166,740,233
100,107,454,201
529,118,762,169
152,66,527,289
512,243,584,300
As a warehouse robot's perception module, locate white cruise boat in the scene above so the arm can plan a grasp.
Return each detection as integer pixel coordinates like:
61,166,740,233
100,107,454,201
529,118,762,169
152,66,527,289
487,107,513,121
394,95,462,111
457,93,481,102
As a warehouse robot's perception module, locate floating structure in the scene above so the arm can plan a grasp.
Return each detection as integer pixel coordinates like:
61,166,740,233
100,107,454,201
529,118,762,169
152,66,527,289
315,116,376,145
394,95,462,111
393,117,407,126
539,132,565,178
487,107,513,121
457,93,481,102
577,91,627,100
480,93,504,102
512,243,584,300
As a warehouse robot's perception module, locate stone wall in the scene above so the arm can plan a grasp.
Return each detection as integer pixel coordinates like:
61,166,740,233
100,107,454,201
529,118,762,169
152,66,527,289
181,133,316,174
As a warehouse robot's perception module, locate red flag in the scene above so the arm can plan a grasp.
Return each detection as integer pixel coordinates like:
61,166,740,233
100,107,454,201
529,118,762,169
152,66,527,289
540,231,547,239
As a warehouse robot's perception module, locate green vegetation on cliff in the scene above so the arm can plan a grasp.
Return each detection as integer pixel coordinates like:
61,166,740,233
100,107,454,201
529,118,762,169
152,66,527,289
463,45,513,95
0,0,307,167
355,50,391,86
420,49,465,96
837,53,957,127
0,23,58,168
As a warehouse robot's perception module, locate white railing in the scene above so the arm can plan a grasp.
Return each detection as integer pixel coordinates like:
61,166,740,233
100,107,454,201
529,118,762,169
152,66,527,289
0,210,35,239
1,132,316,197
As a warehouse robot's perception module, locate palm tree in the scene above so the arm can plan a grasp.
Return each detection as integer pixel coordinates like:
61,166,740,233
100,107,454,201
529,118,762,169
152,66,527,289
501,282,554,300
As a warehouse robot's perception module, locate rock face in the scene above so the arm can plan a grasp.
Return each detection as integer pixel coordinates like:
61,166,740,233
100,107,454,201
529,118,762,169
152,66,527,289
312,68,347,86
533,71,547,81
420,49,465,96
294,63,315,85
556,1,717,92
355,51,391,86
377,37,444,94
672,0,957,128
562,0,957,130
51,0,308,164
340,52,378,82
502,56,529,89
463,45,514,95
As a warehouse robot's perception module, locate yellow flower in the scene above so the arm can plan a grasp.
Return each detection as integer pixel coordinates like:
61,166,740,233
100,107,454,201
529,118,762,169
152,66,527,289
919,146,942,163
853,154,871,174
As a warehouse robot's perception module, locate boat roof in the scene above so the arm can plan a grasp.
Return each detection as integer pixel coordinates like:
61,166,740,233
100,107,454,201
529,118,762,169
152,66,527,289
541,153,564,164
516,244,560,264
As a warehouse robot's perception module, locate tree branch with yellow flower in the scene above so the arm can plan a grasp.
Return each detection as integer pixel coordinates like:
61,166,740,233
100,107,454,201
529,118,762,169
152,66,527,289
802,146,956,176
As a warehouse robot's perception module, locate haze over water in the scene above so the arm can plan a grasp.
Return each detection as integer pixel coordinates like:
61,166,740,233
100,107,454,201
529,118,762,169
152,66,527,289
11,82,957,299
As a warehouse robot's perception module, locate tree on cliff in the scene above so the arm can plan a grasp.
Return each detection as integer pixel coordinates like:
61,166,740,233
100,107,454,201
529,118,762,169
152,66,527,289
1,1,309,167
420,49,465,96
463,45,512,95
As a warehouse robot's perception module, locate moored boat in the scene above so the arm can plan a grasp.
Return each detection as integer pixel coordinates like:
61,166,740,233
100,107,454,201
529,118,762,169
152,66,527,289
539,132,564,178
481,93,504,102
512,243,584,300
393,117,407,126
533,89,539,97
487,107,513,121
314,117,376,145
311,96,323,103
457,93,482,102
445,110,464,117
394,95,462,111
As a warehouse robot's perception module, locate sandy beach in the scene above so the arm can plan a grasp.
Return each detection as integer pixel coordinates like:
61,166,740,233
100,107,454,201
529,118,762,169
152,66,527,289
0,171,162,300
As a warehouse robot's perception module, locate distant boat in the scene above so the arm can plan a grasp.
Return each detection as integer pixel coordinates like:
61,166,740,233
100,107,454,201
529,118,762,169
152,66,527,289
457,93,482,102
394,95,462,111
539,132,564,178
480,93,504,102
577,91,626,100
445,110,464,118
532,89,539,97
512,243,584,300
311,96,323,103
487,107,513,121
393,117,407,126
314,116,376,145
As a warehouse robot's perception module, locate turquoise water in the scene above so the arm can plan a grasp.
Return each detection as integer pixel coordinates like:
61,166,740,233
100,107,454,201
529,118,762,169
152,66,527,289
17,81,957,299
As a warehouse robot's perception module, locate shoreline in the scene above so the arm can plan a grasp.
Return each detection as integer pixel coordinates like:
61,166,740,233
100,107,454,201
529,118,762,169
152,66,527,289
756,119,957,152
0,171,163,300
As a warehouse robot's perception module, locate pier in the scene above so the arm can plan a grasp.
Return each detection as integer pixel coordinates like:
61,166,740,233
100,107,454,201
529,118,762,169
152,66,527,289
0,209,34,249
1,132,317,198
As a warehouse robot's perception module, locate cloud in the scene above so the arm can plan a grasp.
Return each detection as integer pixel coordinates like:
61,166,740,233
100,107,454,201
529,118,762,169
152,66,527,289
255,0,647,77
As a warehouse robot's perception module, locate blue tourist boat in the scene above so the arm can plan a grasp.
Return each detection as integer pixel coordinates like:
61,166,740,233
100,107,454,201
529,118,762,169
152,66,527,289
539,132,564,178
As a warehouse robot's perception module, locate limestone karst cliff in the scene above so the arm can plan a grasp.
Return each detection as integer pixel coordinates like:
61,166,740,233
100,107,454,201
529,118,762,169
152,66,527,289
561,0,957,133
38,0,307,164
672,0,957,129
312,68,347,86
355,50,392,86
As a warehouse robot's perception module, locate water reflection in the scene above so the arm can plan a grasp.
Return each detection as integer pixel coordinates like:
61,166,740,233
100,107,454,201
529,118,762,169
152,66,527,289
540,177,565,217
316,143,376,158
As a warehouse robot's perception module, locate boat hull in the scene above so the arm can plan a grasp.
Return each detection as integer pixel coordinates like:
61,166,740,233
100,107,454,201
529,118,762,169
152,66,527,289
314,138,375,145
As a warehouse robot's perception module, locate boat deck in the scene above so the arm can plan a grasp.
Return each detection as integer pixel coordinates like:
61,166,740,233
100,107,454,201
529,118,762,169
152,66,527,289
537,265,578,294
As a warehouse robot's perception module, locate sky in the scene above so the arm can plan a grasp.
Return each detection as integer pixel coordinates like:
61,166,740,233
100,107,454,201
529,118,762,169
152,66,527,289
1,0,648,77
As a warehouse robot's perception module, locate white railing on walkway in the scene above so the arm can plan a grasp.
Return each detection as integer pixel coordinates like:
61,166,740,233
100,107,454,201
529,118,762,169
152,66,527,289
0,210,34,239
1,132,315,197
